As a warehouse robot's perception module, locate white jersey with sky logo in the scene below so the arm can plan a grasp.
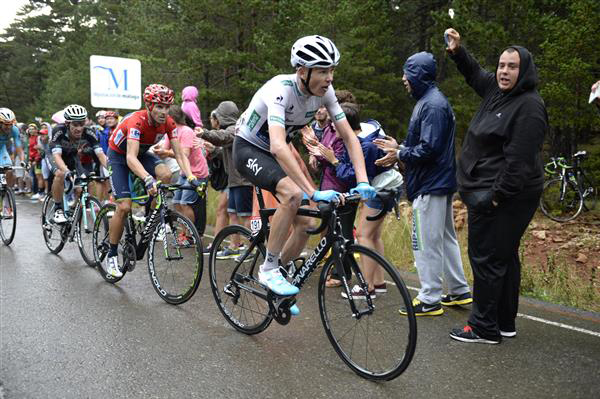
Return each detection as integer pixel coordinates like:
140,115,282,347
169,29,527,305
236,73,345,152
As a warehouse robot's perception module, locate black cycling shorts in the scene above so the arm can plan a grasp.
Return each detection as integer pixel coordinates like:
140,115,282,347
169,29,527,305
233,136,287,195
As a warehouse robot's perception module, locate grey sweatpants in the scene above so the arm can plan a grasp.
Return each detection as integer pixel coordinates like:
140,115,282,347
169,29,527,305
412,194,470,304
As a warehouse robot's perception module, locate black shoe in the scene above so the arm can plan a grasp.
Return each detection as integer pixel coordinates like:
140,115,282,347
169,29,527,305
450,326,501,344
441,292,473,306
399,298,443,316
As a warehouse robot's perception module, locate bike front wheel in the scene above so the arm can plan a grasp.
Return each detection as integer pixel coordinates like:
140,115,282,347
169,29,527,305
208,224,271,334
319,244,417,381
540,178,583,222
77,196,103,267
41,195,66,254
92,203,129,283
0,187,17,245
148,210,203,305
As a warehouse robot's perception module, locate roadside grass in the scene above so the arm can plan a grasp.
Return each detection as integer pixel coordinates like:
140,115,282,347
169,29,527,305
203,189,599,312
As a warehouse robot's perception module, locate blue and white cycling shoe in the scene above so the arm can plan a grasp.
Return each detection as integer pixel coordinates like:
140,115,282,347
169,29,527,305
290,304,300,315
258,268,300,296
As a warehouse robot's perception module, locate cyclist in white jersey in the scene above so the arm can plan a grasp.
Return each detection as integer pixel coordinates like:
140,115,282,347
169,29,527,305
233,35,376,311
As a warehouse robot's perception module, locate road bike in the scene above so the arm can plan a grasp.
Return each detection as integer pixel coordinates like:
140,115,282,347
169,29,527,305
92,181,205,305
540,151,597,222
41,174,105,263
0,166,17,245
208,188,417,380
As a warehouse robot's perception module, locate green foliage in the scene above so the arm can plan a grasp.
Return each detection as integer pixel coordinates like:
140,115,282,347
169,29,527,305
0,0,598,175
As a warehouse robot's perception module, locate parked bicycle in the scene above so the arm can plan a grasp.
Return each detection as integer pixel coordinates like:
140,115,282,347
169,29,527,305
208,188,417,381
0,166,17,245
41,173,105,262
540,151,598,222
92,181,206,305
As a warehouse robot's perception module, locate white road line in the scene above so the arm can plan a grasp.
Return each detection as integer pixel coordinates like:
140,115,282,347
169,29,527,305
204,237,600,339
404,284,600,338
516,313,600,338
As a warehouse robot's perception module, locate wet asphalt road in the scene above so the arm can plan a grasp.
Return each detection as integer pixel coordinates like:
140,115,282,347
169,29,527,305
1,199,599,399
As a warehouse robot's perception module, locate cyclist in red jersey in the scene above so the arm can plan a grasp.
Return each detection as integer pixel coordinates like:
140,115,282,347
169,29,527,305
104,84,200,278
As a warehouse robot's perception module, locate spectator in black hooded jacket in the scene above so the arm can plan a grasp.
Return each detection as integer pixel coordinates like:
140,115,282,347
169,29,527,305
445,28,548,344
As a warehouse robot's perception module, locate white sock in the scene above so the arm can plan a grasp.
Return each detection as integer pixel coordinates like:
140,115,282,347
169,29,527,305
260,250,280,273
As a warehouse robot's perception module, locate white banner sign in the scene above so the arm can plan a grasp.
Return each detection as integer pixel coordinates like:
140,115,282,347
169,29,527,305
90,55,141,109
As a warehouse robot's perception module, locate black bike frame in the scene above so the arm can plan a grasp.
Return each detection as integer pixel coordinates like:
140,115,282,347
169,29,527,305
228,188,374,318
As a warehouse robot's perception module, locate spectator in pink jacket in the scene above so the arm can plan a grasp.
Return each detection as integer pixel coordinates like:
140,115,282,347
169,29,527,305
181,86,203,128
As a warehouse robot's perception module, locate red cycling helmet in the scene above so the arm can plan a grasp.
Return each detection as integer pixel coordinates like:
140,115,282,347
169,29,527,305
143,84,174,106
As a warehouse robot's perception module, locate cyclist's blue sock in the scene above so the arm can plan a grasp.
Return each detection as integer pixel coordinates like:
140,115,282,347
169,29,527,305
108,244,118,257
290,304,300,315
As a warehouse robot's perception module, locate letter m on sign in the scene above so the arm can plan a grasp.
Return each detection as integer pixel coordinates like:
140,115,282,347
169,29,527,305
94,66,128,91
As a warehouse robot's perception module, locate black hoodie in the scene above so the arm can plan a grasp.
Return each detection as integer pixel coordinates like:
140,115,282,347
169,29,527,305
450,45,547,205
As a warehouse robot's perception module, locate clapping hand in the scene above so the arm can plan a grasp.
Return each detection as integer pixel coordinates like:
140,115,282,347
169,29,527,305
374,136,399,152
301,125,319,147
375,151,398,168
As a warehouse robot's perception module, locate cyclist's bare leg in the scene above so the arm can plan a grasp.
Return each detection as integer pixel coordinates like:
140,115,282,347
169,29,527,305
281,212,313,265
356,206,386,290
109,199,132,245
52,169,66,202
265,176,303,259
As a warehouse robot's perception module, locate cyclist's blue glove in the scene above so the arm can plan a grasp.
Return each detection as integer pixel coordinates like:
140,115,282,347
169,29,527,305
311,189,341,203
350,182,376,200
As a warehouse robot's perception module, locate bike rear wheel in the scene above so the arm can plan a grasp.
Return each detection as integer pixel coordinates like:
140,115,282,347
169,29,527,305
0,187,17,245
148,210,203,305
92,203,129,283
208,225,272,334
77,196,103,267
540,178,583,222
319,244,417,381
41,195,66,254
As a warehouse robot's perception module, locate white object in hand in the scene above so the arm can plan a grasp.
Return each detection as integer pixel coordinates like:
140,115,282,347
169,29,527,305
589,86,600,104
448,8,455,19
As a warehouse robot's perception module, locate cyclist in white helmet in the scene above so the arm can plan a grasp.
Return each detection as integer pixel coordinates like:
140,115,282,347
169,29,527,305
233,35,376,313
49,104,108,223
0,108,24,189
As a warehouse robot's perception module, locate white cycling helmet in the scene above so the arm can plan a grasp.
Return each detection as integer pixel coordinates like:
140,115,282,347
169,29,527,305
64,104,88,122
290,35,340,68
0,107,16,124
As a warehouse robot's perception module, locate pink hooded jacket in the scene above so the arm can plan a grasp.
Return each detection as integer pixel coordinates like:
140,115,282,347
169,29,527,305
181,86,203,128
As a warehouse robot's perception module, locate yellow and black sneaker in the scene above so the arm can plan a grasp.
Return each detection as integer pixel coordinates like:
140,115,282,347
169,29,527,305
441,292,473,306
399,298,444,316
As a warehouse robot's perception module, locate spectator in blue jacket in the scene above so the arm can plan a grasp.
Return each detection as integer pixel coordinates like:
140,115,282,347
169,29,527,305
376,51,472,316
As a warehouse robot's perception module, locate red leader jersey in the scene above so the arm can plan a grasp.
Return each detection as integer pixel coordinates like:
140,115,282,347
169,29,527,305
108,110,178,155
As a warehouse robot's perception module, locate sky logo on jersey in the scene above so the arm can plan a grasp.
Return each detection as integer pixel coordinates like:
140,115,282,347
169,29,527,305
282,80,293,86
275,95,283,103
128,128,141,140
334,112,346,121
305,111,316,118
247,110,260,130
